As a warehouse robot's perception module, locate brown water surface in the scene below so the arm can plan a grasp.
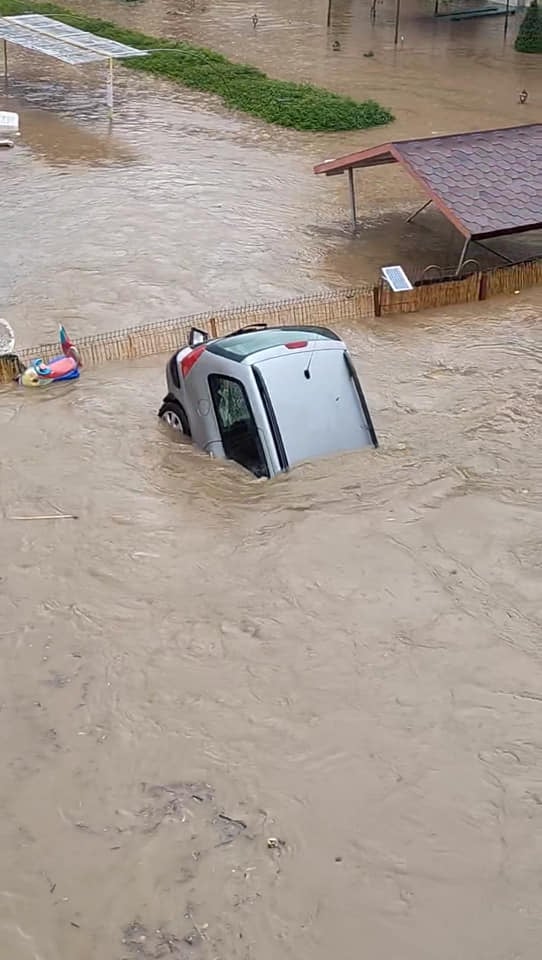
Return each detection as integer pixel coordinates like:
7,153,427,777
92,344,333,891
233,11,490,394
1,1,542,957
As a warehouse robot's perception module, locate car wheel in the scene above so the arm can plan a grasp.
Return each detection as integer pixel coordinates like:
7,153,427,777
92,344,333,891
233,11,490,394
159,400,190,436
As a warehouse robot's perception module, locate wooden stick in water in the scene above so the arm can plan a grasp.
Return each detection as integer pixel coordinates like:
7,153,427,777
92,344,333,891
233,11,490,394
8,514,79,521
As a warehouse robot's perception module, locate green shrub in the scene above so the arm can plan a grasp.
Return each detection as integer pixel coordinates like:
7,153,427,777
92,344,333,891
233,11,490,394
0,0,394,130
515,0,542,52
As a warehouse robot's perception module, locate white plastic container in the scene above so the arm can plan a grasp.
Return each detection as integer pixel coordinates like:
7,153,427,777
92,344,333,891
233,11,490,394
0,319,15,356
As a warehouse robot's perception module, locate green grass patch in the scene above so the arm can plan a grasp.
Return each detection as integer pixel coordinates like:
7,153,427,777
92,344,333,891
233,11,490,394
0,0,394,130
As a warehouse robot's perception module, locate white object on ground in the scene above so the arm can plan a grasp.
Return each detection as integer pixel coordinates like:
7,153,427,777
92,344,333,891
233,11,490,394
0,110,19,131
0,318,15,355
8,514,78,521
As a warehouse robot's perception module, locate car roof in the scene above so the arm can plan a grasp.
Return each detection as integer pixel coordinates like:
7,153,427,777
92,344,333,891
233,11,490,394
206,325,340,362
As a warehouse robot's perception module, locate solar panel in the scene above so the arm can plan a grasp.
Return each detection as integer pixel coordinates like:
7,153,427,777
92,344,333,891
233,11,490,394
0,15,148,64
0,18,103,63
381,265,413,293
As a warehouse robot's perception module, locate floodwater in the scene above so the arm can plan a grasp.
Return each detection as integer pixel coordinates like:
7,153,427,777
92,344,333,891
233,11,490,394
1,0,542,957
1,0,541,340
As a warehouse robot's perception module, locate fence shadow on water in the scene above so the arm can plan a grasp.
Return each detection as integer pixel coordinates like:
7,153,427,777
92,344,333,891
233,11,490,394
1,257,540,384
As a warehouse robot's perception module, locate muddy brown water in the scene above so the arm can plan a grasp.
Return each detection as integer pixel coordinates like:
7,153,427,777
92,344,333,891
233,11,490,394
1,0,542,957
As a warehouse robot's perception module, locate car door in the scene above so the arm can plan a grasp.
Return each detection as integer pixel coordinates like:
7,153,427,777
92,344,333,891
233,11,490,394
208,374,271,478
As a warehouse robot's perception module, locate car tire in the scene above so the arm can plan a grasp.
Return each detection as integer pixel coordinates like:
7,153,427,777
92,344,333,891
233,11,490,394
158,399,191,436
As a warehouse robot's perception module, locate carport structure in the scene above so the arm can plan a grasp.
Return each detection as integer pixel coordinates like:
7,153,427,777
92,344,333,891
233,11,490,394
0,14,147,117
314,124,542,274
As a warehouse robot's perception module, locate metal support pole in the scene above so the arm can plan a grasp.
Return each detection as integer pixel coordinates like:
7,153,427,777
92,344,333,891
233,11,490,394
455,236,470,276
434,0,439,15
327,0,332,27
406,199,432,223
504,0,510,36
348,168,357,231
3,40,8,84
394,0,401,45
106,57,114,119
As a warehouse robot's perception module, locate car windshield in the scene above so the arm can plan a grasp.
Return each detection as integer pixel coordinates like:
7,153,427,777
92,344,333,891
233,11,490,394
207,326,337,361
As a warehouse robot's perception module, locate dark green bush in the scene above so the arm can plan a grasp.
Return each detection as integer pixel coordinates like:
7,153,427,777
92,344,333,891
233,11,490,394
515,0,542,52
0,0,394,129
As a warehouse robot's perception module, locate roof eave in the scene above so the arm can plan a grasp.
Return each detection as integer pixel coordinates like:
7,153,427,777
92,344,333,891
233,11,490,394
314,143,395,176
472,222,542,241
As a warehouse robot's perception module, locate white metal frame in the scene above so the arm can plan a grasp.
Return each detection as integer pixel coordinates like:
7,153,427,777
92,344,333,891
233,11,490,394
0,14,147,118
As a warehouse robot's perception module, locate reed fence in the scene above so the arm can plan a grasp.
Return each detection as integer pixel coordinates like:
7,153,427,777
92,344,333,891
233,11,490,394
0,354,23,385
16,286,375,370
1,256,540,384
378,270,481,315
482,258,542,299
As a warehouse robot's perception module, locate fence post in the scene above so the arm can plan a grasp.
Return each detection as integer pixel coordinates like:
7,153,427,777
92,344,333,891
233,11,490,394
478,272,487,301
373,283,382,318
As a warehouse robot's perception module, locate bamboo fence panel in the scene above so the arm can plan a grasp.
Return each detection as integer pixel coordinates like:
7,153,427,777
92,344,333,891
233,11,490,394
0,354,24,385
483,258,542,298
380,271,481,314
2,258,540,384
15,286,375,369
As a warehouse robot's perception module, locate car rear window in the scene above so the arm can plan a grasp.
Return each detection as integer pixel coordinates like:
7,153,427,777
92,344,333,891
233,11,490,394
207,326,338,361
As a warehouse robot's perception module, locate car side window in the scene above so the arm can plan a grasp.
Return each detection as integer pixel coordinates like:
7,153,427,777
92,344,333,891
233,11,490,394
213,377,247,428
209,375,269,478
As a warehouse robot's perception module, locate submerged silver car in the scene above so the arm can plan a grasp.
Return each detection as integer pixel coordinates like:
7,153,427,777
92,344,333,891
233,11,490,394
158,323,378,477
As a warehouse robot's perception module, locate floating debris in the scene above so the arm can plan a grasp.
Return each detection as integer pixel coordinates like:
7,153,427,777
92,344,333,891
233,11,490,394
8,514,78,521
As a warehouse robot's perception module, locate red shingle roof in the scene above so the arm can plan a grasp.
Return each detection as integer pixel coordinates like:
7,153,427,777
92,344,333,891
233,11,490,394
314,125,542,240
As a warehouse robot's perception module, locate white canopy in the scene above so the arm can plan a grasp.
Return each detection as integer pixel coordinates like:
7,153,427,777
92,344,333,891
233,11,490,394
0,15,148,116
0,14,147,64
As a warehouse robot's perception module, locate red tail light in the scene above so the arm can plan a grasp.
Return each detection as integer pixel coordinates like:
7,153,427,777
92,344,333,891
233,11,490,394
181,344,206,378
284,341,308,350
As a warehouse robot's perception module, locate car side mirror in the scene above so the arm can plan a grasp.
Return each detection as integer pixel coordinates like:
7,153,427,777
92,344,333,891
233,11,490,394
189,327,209,346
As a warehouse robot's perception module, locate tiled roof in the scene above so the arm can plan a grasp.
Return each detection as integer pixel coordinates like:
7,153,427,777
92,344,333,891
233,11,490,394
314,125,542,239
